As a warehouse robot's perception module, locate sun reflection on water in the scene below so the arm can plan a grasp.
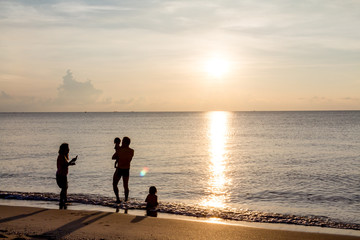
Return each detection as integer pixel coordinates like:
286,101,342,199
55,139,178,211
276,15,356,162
201,111,231,209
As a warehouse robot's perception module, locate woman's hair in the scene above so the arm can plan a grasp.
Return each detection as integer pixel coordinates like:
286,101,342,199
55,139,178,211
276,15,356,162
114,137,121,144
58,143,69,155
149,186,157,195
122,137,131,146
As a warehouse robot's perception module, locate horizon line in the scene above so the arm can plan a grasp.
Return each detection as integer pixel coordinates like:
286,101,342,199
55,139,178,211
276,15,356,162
1,109,360,114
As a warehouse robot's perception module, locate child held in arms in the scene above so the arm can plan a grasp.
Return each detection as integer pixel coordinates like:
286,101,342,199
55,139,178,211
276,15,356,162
112,137,121,168
145,186,159,217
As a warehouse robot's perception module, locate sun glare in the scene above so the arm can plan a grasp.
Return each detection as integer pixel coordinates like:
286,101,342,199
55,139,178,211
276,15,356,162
204,58,230,78
201,111,231,209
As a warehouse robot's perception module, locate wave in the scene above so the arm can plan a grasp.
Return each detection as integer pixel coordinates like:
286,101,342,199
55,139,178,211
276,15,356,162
247,190,359,205
0,191,359,230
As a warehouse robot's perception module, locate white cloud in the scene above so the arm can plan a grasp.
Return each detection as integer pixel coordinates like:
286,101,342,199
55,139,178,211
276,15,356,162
56,70,101,105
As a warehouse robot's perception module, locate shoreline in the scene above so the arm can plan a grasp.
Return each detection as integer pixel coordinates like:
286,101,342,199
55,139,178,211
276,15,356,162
1,191,359,232
0,201,359,240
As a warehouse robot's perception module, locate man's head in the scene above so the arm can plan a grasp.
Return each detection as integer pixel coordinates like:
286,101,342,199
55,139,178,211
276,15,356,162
122,137,131,147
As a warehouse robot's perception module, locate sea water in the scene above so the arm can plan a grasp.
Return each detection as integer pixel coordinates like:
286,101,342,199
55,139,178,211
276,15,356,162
0,111,359,230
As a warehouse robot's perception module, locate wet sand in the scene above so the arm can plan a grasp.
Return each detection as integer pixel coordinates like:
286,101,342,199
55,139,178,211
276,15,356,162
0,205,359,240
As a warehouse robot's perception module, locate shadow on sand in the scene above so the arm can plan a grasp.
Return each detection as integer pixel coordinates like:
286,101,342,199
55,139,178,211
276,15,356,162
130,215,147,223
0,209,48,224
30,212,112,239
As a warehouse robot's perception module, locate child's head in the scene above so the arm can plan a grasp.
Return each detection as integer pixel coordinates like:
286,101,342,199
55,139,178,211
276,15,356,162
114,137,121,145
149,186,157,195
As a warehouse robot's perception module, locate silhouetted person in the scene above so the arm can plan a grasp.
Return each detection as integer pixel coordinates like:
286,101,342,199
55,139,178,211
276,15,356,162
112,137,134,203
112,137,121,168
56,143,77,209
145,186,158,217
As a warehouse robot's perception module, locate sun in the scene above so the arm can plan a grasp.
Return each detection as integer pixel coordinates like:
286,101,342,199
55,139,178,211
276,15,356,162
204,58,230,78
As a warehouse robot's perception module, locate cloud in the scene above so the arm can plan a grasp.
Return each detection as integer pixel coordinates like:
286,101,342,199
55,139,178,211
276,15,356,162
0,91,41,112
0,71,105,112
340,97,360,102
1,91,12,99
55,70,102,105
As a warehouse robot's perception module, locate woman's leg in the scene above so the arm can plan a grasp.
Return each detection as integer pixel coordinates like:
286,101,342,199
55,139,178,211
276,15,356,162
60,185,68,208
56,174,68,209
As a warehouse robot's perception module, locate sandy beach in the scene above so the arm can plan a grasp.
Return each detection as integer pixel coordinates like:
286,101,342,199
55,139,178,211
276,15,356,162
0,205,359,240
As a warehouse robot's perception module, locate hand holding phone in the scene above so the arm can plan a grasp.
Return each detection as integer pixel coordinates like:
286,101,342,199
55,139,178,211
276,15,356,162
69,155,78,165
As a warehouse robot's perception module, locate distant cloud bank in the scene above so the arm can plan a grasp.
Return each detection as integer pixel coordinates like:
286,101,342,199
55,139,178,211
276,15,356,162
0,70,103,112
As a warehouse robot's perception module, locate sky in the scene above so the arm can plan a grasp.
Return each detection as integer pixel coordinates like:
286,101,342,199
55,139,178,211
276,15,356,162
1,0,359,112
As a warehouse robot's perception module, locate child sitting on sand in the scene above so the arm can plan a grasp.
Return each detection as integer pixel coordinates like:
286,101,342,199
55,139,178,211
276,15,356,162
112,137,121,168
145,186,158,217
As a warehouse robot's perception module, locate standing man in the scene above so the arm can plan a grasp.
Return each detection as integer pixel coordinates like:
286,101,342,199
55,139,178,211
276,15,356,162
112,137,134,203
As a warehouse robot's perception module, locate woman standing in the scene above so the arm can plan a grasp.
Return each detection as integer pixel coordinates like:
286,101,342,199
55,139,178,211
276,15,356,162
56,143,77,209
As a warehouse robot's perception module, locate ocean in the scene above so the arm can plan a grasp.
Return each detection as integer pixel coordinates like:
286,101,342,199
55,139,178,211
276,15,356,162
0,111,359,230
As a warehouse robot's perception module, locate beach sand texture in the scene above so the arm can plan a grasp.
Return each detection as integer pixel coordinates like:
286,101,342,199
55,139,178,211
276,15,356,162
0,205,359,240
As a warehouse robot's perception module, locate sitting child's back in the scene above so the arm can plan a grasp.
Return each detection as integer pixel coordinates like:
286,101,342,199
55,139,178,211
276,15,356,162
145,186,158,217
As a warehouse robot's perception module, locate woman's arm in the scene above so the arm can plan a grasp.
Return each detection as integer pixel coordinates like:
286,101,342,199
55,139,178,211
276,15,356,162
68,155,78,165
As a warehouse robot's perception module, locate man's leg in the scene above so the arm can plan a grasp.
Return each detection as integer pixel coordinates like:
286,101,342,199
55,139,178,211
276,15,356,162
123,176,129,202
113,171,121,203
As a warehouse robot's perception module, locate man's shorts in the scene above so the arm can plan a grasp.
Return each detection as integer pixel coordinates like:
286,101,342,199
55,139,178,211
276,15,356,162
116,168,130,178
